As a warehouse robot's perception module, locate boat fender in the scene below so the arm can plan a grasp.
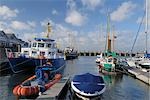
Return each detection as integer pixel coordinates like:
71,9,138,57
54,74,62,79
13,85,39,96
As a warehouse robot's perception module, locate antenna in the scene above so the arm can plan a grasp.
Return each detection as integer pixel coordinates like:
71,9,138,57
46,22,51,38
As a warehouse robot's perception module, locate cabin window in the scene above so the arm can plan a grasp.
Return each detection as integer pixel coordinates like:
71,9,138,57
40,51,45,55
46,43,51,48
32,51,37,54
32,43,37,47
108,58,112,62
38,43,44,47
49,52,54,55
24,51,29,55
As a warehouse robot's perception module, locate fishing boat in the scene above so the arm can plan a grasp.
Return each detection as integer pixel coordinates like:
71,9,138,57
99,51,118,73
1,22,65,74
64,47,78,60
13,62,62,97
71,73,106,99
64,33,78,60
98,13,118,74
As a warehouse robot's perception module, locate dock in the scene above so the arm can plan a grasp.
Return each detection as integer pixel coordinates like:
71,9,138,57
127,68,150,85
36,76,70,100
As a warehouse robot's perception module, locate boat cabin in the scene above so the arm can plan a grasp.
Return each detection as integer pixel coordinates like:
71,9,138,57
21,38,58,59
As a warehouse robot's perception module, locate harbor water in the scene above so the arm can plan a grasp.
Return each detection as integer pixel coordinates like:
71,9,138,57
0,56,150,100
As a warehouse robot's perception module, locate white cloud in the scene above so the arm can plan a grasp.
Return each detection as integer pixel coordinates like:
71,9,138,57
110,1,136,22
27,21,36,28
65,10,86,26
0,5,19,20
52,9,58,15
81,0,104,10
0,21,7,30
65,0,87,26
10,21,36,30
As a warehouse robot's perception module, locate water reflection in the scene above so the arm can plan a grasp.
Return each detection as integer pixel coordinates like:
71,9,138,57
0,72,33,100
0,56,149,100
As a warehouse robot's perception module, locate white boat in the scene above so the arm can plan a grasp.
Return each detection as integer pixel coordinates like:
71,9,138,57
95,54,103,63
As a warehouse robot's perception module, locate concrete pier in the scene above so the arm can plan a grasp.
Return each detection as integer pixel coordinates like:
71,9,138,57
128,68,150,85
36,76,69,100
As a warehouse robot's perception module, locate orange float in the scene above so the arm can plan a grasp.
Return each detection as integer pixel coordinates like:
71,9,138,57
13,74,62,96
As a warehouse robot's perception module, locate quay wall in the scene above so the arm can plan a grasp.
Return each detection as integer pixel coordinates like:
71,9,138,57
78,51,136,57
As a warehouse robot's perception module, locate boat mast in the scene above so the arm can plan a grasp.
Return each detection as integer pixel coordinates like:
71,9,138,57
46,22,51,39
145,0,148,53
112,25,115,52
100,24,103,52
107,12,111,52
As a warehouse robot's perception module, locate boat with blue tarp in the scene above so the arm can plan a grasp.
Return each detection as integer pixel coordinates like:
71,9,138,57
71,73,106,99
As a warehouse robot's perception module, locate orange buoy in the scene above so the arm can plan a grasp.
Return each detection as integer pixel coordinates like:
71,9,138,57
17,86,22,96
54,74,62,79
13,85,20,96
13,85,39,96
20,86,31,96
13,74,62,96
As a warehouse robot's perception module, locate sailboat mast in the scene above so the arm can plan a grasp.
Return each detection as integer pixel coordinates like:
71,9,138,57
107,12,111,52
145,0,148,53
112,25,115,52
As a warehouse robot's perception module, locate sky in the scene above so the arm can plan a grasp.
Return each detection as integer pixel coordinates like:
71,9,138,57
0,0,149,53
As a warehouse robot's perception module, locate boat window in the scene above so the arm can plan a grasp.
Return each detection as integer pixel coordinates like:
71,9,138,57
38,43,44,47
32,51,37,54
108,58,112,62
49,52,54,55
40,51,45,55
32,43,37,47
24,51,29,55
46,43,51,48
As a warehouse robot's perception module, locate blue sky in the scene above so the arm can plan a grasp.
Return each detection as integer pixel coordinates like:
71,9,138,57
0,0,149,52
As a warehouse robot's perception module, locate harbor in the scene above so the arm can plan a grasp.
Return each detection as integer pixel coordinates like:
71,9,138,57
0,0,150,100
0,57,150,100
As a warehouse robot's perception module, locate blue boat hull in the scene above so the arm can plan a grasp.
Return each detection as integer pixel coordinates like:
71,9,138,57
0,57,65,75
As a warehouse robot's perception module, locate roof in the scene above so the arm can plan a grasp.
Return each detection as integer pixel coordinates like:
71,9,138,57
0,31,26,45
0,31,8,42
34,38,55,42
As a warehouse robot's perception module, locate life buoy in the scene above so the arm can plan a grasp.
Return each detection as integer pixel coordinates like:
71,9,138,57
13,74,62,96
13,85,39,96
54,74,62,79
